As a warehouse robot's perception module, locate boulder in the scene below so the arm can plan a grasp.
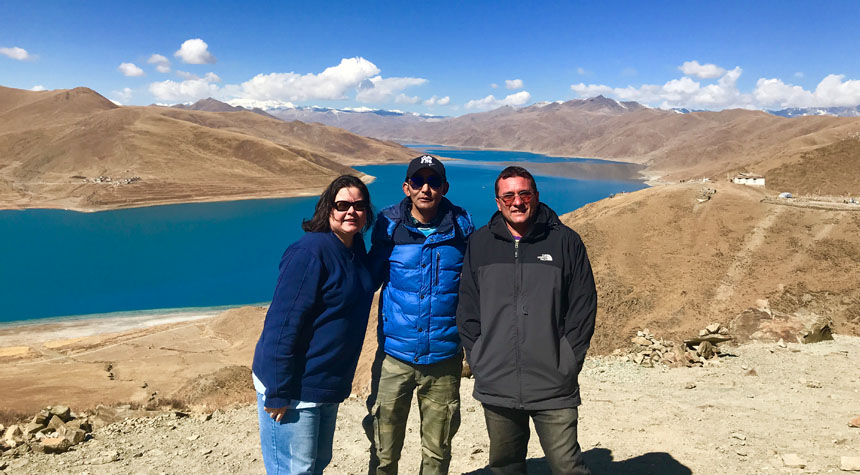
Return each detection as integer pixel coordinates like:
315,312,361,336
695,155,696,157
22,422,44,438
849,415,860,428
781,453,805,468
841,456,860,471
2,425,22,443
39,437,72,454
46,415,65,431
49,405,71,422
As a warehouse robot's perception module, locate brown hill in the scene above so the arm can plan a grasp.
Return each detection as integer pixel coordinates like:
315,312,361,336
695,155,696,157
561,181,860,353
0,86,414,211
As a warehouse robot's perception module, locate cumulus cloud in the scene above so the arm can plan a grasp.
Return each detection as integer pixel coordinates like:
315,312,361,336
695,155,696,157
505,79,524,90
394,93,420,104
30,85,46,91
118,62,144,77
465,91,532,110
111,87,133,104
148,54,170,73
754,74,860,108
0,46,32,60
571,64,753,109
239,57,381,102
174,38,216,64
423,95,451,106
679,60,726,79
149,72,221,102
355,75,427,103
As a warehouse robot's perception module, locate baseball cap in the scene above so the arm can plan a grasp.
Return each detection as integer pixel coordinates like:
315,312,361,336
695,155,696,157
405,155,446,182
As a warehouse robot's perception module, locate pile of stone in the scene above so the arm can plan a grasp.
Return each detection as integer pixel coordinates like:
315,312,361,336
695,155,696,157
682,323,733,366
626,328,677,367
696,188,717,203
1,405,92,455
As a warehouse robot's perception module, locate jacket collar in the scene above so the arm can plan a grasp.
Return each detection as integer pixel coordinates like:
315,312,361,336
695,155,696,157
488,202,560,242
396,196,457,235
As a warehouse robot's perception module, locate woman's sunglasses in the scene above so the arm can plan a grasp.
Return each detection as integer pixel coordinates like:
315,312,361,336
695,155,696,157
408,174,444,190
497,190,535,206
333,200,368,212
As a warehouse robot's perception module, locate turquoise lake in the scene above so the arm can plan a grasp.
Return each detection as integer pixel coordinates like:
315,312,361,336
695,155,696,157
0,149,646,324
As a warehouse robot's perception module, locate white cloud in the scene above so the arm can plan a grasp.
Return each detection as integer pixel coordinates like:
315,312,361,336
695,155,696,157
148,54,170,73
118,62,145,77
30,85,46,91
355,75,427,102
111,87,133,104
176,70,198,80
754,74,860,108
239,57,382,102
227,98,297,110
423,95,451,106
571,66,753,109
174,38,216,64
394,93,420,104
148,73,221,102
490,83,498,89
0,46,31,60
465,91,531,110
505,79,524,90
679,60,726,79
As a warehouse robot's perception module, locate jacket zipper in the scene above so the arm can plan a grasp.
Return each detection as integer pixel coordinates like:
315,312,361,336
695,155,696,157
513,237,524,409
435,251,441,286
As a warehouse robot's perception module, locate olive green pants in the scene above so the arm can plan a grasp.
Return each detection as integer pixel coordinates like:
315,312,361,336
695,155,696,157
368,353,462,475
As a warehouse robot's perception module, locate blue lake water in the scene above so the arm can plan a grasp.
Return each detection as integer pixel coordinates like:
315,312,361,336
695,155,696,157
0,149,646,324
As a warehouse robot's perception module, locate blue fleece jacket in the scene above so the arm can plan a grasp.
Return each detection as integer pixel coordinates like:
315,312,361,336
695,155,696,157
252,232,374,408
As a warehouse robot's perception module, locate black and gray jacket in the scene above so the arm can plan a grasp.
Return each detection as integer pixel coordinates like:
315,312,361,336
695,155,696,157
456,203,597,410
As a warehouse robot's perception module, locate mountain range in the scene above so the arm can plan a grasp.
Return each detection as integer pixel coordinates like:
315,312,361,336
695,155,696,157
0,86,413,211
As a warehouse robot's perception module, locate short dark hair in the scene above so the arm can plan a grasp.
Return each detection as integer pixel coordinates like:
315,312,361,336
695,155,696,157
302,175,374,233
494,166,538,196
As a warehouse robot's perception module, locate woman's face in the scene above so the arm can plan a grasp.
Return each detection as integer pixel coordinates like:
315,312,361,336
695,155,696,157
329,186,367,239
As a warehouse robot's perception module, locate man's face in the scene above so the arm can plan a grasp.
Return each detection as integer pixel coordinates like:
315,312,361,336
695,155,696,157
496,176,539,228
403,168,448,215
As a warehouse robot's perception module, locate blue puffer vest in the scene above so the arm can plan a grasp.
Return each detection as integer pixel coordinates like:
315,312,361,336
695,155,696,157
371,197,473,365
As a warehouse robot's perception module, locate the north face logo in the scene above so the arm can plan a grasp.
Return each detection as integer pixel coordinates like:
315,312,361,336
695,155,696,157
537,254,553,262
420,155,434,164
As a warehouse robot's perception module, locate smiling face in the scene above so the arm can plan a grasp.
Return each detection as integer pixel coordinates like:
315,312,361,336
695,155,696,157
329,186,367,243
402,168,449,223
495,176,539,237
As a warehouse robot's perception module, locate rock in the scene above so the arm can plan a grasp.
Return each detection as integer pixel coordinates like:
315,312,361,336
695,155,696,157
781,453,805,468
631,336,651,346
698,329,708,337
49,405,71,422
64,428,86,444
697,341,715,359
31,411,49,425
797,311,834,343
47,415,65,431
95,449,121,464
849,416,860,428
731,433,747,440
22,422,44,438
744,369,758,376
65,418,92,433
684,334,733,345
3,425,22,443
684,382,696,389
706,323,721,334
777,338,786,348
40,436,72,453
633,353,646,365
841,456,860,471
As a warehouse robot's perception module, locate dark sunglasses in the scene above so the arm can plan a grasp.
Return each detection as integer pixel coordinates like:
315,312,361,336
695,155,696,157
497,190,535,206
408,174,444,190
333,200,368,212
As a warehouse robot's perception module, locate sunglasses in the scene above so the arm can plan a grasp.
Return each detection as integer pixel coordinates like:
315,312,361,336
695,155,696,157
408,174,444,190
497,190,535,206
333,200,368,212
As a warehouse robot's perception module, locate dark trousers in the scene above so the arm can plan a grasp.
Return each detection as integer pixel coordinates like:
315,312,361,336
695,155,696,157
482,404,591,475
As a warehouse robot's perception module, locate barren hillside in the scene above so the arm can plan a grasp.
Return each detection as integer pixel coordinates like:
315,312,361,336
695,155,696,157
0,86,414,211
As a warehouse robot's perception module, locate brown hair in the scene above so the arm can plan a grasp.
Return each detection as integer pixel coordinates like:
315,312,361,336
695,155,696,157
302,175,374,233
494,166,538,196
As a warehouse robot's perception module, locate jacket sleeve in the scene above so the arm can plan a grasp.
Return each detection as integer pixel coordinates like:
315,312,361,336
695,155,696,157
456,239,481,359
256,246,324,408
367,213,392,289
563,233,597,370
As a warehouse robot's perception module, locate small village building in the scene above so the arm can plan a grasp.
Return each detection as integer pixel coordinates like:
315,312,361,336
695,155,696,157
733,173,766,186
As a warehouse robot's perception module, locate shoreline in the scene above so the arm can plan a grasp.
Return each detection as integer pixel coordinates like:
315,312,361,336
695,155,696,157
0,304,265,347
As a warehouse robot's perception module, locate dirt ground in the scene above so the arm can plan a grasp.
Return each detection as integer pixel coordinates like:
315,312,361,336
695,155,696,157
3,335,859,474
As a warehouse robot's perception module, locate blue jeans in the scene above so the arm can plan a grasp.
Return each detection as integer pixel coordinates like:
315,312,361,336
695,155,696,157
257,392,339,475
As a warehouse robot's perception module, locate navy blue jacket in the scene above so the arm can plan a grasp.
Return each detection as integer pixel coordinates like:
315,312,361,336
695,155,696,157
370,197,473,365
252,232,374,408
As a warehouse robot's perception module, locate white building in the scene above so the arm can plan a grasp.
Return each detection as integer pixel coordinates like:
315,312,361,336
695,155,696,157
733,174,766,186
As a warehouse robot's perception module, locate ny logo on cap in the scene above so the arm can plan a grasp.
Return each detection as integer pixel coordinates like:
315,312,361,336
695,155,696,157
420,155,434,164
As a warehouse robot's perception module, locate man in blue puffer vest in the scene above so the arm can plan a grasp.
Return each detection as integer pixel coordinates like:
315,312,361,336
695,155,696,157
366,155,473,475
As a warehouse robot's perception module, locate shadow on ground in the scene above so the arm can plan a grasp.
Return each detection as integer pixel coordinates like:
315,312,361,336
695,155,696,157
463,448,692,474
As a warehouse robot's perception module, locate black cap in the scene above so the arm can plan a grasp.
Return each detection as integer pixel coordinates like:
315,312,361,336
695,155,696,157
405,155,446,181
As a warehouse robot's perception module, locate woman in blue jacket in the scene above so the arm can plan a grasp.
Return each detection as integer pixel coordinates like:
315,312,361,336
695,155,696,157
252,175,376,474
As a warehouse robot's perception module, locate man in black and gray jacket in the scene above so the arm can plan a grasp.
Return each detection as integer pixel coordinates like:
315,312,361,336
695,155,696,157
456,166,597,475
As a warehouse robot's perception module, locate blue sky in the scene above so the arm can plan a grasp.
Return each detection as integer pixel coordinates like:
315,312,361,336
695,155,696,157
2,0,860,115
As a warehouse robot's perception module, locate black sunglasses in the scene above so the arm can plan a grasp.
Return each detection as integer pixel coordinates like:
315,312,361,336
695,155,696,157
497,190,535,206
408,174,444,190
333,200,368,212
